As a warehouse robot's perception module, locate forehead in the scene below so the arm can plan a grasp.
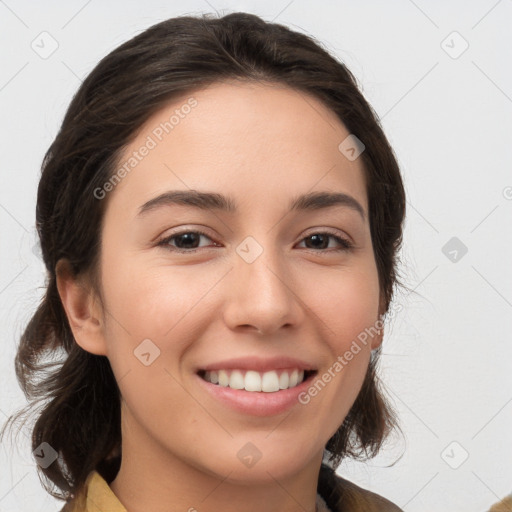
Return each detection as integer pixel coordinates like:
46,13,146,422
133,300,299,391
106,80,368,219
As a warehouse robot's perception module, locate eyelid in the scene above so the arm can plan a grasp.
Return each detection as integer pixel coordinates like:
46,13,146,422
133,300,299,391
301,226,353,244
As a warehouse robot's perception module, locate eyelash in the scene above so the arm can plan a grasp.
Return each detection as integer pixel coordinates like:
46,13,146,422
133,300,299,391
156,229,354,254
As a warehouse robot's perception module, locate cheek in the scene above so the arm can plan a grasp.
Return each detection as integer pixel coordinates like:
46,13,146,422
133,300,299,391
297,263,380,430
306,262,381,347
97,257,212,427
97,252,230,405
99,248,212,343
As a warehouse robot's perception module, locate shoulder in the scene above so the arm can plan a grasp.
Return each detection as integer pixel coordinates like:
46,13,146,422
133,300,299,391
489,494,512,511
318,463,403,512
57,492,86,512
56,471,108,512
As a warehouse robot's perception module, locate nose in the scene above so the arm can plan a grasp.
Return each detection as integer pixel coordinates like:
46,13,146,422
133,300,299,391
222,248,304,336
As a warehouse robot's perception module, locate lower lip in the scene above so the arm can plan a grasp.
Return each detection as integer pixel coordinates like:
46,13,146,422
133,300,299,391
195,372,316,417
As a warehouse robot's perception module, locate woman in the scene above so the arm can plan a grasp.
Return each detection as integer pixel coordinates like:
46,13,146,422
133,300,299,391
3,11,406,512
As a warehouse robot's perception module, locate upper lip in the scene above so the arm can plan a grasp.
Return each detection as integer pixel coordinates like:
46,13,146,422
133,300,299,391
197,356,317,373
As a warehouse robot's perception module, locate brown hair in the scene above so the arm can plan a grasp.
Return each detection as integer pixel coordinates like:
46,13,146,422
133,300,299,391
1,11,406,502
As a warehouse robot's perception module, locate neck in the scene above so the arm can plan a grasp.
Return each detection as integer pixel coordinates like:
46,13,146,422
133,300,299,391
109,411,323,512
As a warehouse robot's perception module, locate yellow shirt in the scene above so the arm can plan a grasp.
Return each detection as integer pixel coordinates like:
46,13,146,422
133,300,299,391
64,470,510,512
63,470,332,512
65,471,126,512
61,465,410,512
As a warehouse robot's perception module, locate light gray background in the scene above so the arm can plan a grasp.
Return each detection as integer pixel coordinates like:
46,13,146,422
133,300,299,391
1,1,511,511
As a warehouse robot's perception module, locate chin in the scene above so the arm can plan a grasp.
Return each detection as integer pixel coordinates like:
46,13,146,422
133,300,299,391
200,442,318,484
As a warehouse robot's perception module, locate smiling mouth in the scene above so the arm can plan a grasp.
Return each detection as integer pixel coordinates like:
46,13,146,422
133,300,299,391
197,368,317,392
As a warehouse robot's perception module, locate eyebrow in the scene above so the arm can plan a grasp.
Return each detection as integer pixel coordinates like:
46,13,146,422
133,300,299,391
138,190,366,220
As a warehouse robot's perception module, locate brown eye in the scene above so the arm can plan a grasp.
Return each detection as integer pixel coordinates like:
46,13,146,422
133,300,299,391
157,230,215,252
298,232,353,252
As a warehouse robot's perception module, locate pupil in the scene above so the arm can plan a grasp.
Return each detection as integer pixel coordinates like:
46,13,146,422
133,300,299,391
177,233,199,249
307,234,327,249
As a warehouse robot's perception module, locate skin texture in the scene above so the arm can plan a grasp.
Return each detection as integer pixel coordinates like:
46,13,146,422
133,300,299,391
57,80,383,512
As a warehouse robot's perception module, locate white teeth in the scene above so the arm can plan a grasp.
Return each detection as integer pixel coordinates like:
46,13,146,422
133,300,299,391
218,369,229,387
261,371,280,392
278,371,289,389
229,370,245,390
245,371,262,391
202,368,308,392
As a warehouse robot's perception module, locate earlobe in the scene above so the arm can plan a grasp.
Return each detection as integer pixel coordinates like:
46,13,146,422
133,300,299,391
372,295,386,350
371,308,385,351
55,259,107,356
371,327,384,350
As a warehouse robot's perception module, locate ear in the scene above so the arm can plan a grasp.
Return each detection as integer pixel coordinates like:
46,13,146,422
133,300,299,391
371,295,386,350
370,323,384,350
55,259,107,356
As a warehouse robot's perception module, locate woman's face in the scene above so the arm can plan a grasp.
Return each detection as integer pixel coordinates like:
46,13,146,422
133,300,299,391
91,81,382,482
